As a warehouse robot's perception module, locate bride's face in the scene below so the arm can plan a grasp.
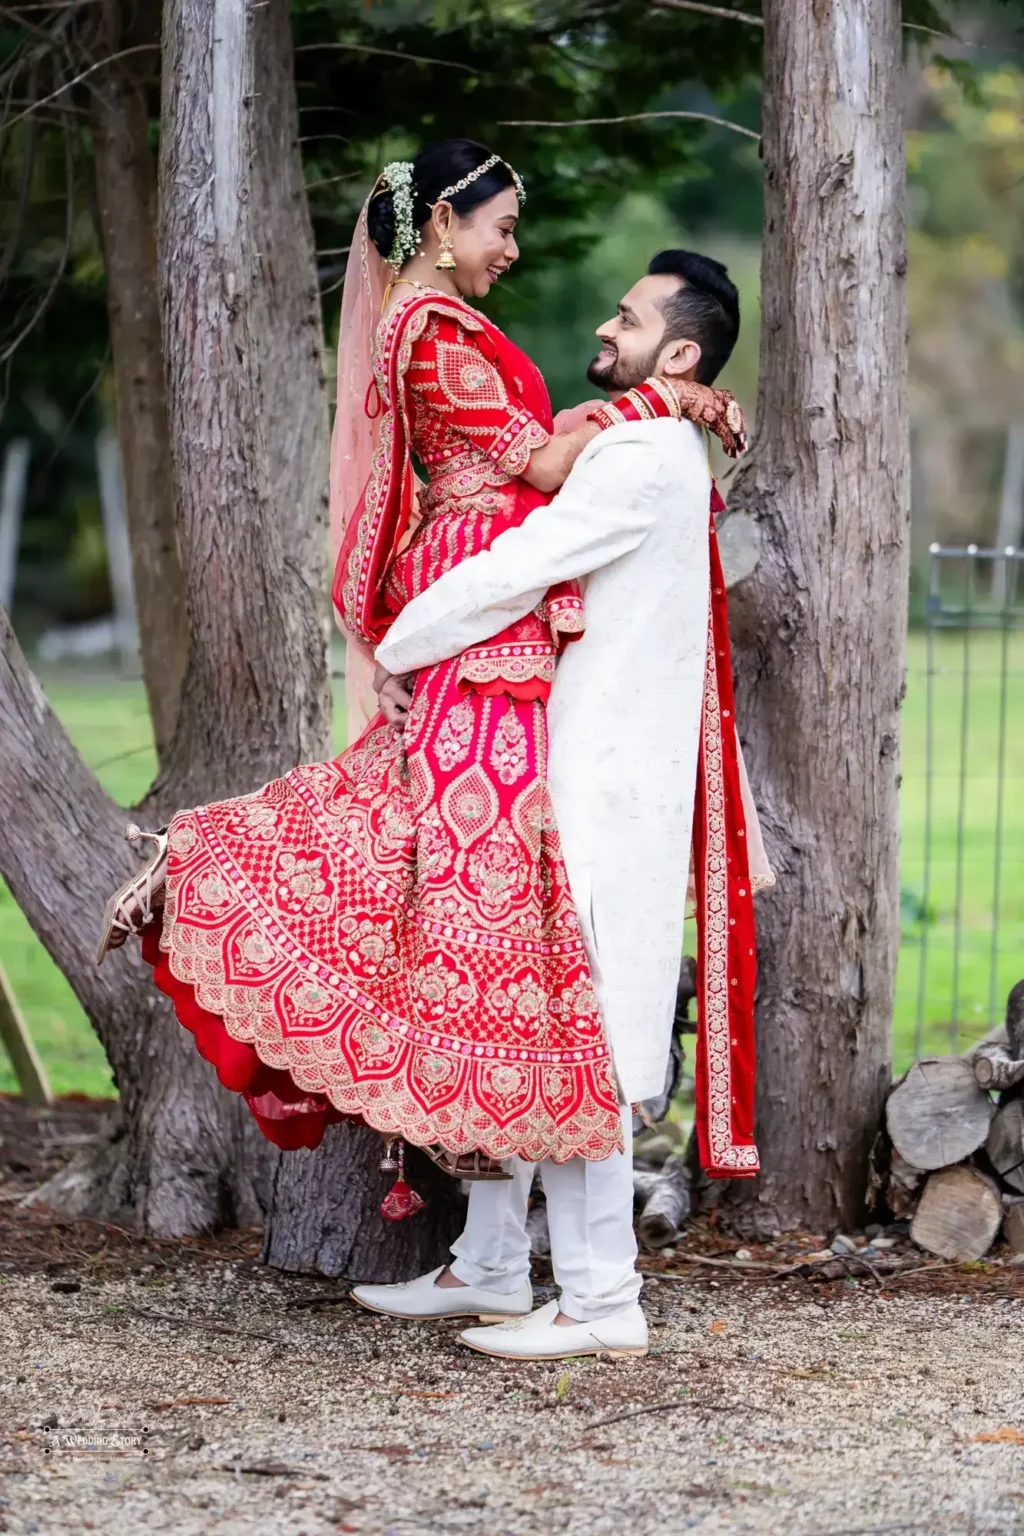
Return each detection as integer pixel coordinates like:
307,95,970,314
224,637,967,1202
431,187,520,300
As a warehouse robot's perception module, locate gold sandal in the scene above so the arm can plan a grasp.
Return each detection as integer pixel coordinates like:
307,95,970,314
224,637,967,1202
95,824,169,966
424,1146,514,1182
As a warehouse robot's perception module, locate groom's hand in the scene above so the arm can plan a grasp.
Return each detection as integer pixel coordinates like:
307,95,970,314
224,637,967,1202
378,673,415,731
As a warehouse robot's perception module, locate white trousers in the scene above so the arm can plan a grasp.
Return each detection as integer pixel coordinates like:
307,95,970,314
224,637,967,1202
448,1104,641,1322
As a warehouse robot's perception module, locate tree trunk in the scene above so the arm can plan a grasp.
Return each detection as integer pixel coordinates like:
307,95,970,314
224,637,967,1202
153,0,329,806
720,0,909,1236
262,1133,465,1279
90,0,188,762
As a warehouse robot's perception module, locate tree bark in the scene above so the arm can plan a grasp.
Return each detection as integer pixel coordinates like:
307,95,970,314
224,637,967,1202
90,0,188,762
720,0,909,1236
152,0,330,807
262,1133,465,1279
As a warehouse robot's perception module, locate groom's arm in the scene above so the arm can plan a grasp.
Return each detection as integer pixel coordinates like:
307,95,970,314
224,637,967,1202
374,426,676,678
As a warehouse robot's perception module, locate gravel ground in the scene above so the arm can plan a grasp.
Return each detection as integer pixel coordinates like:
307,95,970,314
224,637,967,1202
4,1235,1024,1536
4,1096,1024,1535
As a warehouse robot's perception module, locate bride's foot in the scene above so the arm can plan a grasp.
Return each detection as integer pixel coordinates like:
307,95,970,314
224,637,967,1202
424,1147,514,1182
95,824,169,966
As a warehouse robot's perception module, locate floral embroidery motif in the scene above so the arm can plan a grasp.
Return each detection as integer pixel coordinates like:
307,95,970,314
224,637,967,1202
412,952,476,1023
274,851,334,917
226,802,281,840
487,972,547,1030
441,763,500,850
489,706,528,785
434,698,476,772
195,871,231,909
239,928,276,968
287,979,334,1018
416,807,455,882
465,820,528,917
339,915,400,981
169,820,197,855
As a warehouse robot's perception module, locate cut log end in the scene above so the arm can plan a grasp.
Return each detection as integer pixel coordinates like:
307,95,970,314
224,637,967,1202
886,1057,994,1171
972,1043,1024,1092
910,1166,1002,1261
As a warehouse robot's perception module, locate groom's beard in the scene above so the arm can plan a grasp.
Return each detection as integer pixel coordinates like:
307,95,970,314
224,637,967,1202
586,340,660,394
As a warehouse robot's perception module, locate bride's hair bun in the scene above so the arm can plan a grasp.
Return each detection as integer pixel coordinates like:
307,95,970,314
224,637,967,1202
366,138,516,262
366,184,397,260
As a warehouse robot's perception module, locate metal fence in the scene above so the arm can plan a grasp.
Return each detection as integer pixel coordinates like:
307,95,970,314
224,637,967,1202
901,544,1024,1064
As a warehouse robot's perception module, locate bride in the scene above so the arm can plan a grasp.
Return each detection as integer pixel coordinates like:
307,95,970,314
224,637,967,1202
96,139,745,1197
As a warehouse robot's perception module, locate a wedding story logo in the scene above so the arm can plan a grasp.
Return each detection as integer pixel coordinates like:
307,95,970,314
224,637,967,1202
38,1419,153,1459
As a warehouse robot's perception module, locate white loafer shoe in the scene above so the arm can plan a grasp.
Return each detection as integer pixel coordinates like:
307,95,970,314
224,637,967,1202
458,1297,649,1360
350,1265,533,1322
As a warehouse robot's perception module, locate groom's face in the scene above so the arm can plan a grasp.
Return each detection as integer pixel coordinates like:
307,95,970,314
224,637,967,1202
588,274,699,393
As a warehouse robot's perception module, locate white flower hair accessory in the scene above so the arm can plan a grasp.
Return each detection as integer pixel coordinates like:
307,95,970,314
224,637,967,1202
379,160,418,272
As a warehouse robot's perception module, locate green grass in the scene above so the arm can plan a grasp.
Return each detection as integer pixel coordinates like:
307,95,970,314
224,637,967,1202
3,632,1022,1095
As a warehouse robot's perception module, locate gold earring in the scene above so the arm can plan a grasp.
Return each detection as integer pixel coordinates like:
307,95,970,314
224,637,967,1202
435,205,456,272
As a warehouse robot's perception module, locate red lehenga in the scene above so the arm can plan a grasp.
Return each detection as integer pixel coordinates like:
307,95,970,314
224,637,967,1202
143,291,626,1162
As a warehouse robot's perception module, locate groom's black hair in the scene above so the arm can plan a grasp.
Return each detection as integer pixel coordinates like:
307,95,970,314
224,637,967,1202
647,250,740,384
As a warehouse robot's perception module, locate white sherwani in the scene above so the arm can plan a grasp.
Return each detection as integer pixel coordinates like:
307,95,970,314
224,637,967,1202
375,418,710,1103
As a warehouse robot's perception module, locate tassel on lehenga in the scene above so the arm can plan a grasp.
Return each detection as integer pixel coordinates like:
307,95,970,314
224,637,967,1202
379,1139,427,1222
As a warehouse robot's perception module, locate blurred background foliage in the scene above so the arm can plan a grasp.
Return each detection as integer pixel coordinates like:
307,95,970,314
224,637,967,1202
10,0,1016,638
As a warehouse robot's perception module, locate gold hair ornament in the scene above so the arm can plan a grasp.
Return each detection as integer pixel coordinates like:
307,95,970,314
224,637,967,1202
434,153,526,206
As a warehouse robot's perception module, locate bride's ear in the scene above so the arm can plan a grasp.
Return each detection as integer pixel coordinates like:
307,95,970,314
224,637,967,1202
427,200,453,244
660,337,702,379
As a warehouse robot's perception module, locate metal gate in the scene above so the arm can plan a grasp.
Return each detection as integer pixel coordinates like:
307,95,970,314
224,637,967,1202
899,544,1024,1069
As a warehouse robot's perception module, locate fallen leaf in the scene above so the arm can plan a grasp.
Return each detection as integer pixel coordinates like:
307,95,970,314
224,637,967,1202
399,1390,457,1399
710,1320,728,1334
556,1370,571,1400
973,1426,1024,1444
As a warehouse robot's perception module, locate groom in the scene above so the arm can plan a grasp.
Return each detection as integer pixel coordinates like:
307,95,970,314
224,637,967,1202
351,250,755,1361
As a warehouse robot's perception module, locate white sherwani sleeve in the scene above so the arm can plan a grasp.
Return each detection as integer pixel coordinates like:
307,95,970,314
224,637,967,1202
374,427,666,677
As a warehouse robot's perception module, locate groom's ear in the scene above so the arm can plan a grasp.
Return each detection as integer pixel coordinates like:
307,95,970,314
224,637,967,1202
658,335,702,380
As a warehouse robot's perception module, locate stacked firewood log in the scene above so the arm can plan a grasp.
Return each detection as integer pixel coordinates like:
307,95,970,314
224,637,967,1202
883,980,1024,1261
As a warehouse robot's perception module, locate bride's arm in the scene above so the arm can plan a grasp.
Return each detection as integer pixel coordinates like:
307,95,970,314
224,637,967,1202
518,417,601,494
408,316,599,495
